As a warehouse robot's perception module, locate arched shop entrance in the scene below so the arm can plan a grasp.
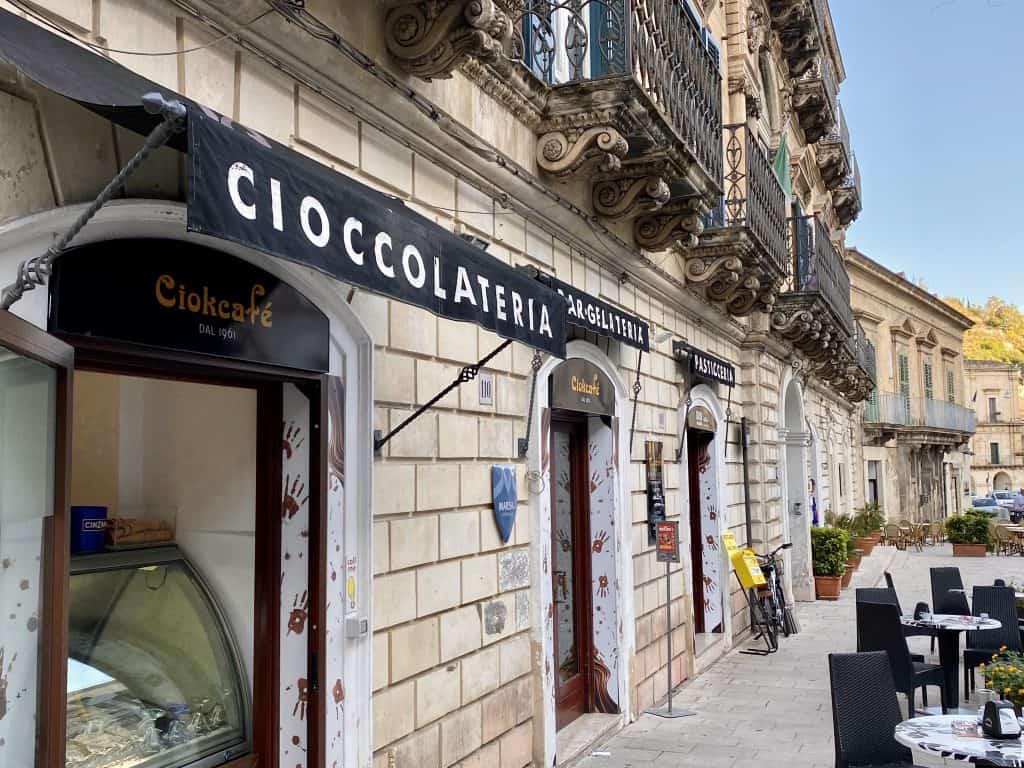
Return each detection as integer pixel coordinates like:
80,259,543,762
781,376,814,602
529,340,633,761
994,471,1013,491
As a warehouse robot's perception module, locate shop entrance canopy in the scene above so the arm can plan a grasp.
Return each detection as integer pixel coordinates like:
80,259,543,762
0,9,566,358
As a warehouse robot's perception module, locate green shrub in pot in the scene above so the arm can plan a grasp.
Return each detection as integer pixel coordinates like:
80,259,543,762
945,513,992,545
811,527,849,577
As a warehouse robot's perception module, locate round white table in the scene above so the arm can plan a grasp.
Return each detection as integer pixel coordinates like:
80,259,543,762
901,615,1003,710
896,714,1024,766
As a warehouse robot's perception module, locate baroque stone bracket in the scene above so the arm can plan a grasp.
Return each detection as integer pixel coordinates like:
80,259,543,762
385,0,513,81
635,198,706,250
593,170,671,219
536,125,629,177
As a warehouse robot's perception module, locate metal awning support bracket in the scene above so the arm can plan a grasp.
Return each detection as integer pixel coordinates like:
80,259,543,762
0,92,186,310
374,339,513,455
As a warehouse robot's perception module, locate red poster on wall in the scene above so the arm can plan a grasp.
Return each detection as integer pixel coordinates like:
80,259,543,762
656,521,680,563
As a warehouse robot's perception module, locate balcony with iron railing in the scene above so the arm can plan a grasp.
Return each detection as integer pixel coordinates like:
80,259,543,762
833,151,862,226
817,99,851,189
771,215,854,374
684,124,789,315
384,1,723,242
768,0,831,78
516,0,724,244
792,51,838,143
864,392,977,437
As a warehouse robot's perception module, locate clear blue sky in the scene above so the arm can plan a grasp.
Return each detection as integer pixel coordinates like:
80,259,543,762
831,0,1022,306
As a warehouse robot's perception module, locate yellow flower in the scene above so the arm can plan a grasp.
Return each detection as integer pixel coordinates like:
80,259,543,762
981,663,987,670
994,654,1000,660
1005,687,1012,693
1017,688,1023,695
1001,645,1008,651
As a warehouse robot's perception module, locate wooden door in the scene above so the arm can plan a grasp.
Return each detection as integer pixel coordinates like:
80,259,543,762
550,417,593,730
687,429,706,634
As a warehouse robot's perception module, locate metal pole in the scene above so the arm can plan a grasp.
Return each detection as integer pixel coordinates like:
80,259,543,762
741,417,753,547
665,559,673,713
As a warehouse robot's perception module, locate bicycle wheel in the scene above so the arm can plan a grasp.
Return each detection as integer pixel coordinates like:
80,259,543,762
772,579,791,637
757,598,779,652
759,590,783,642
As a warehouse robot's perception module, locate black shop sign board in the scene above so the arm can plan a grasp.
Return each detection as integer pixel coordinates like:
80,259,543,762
49,239,330,372
534,273,649,352
674,341,736,387
186,108,566,357
550,358,615,417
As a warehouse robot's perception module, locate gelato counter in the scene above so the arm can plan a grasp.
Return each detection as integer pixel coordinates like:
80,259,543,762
66,547,251,768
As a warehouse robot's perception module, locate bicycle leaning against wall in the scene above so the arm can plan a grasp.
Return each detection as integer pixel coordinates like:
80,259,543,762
756,543,800,638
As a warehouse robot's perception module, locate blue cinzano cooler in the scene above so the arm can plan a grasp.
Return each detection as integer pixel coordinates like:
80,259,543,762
70,506,107,554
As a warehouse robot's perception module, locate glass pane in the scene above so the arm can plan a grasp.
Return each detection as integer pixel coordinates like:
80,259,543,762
552,429,577,682
66,553,248,768
0,346,57,768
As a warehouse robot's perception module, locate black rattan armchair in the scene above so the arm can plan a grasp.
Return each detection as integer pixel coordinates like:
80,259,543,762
856,601,946,714
856,587,925,663
829,652,915,768
931,567,970,615
885,570,937,653
964,585,1022,700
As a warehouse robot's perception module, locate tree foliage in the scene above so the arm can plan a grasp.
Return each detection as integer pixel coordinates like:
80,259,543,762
944,297,1024,364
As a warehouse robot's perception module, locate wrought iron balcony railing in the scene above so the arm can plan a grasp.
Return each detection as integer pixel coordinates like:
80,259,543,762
864,392,977,434
514,0,723,184
704,125,788,273
785,214,853,336
834,152,862,226
793,52,837,143
817,99,851,188
850,320,876,385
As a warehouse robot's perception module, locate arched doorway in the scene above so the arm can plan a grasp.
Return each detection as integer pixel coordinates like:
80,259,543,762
528,341,632,763
781,376,814,601
0,200,375,768
679,385,730,659
994,471,1013,491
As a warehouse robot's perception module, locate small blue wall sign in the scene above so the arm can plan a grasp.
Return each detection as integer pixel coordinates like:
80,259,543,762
491,464,517,543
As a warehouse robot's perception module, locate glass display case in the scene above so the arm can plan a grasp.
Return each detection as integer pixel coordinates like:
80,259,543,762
66,547,250,768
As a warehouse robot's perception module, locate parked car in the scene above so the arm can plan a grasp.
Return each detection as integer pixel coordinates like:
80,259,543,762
971,496,1002,518
992,490,1017,508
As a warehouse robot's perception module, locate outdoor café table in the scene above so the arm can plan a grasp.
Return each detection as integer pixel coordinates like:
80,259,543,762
902,615,1002,711
895,714,1024,766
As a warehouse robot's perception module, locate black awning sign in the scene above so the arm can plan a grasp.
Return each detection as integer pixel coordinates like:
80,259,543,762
536,273,649,352
676,342,736,388
187,109,566,357
49,239,330,372
550,358,615,416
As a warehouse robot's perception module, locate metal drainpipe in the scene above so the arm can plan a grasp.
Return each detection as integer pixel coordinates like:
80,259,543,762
741,417,753,547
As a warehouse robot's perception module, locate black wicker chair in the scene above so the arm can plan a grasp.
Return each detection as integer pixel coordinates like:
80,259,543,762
931,567,971,616
856,587,925,663
885,570,937,653
829,652,915,768
857,601,946,714
964,585,1022,700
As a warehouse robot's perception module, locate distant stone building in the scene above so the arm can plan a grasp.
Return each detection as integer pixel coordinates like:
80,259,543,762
848,249,976,521
964,360,1024,495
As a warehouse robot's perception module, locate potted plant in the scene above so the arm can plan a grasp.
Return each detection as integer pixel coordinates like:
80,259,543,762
982,649,1024,714
945,511,992,557
812,526,848,600
851,508,877,557
862,503,885,542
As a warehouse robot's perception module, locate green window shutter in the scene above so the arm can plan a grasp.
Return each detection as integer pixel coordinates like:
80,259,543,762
923,361,934,401
898,351,911,415
946,368,955,403
992,442,1001,465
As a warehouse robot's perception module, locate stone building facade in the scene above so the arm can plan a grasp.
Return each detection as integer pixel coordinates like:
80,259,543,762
0,1,874,767
848,248,976,522
964,359,1024,495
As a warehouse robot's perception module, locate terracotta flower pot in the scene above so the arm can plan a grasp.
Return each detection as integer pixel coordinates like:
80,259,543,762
869,530,882,543
952,543,987,557
840,568,853,589
855,537,876,556
815,574,843,600
845,553,861,572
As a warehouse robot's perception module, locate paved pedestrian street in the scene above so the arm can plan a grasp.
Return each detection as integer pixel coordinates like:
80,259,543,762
577,546,1024,768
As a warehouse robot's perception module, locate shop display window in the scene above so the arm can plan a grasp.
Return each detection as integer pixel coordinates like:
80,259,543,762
66,548,250,768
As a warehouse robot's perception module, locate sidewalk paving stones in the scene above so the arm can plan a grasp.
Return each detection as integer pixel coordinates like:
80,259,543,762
575,543,1024,767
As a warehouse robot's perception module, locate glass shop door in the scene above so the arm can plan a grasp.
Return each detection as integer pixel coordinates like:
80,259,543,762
0,310,72,768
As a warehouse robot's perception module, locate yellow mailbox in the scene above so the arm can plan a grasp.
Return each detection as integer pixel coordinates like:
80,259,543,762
722,531,766,589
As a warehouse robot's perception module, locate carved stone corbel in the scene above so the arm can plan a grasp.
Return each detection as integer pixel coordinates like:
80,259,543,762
635,199,706,250
385,0,512,81
593,174,671,219
536,126,629,177
771,308,815,341
685,254,743,298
